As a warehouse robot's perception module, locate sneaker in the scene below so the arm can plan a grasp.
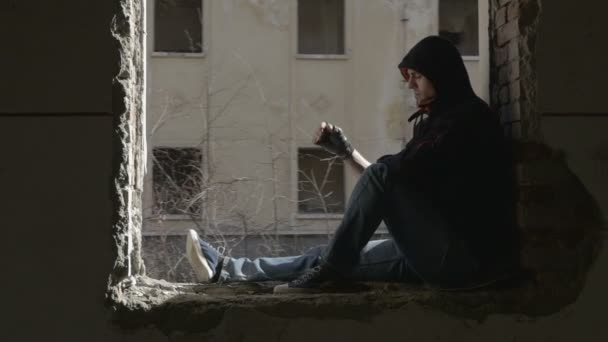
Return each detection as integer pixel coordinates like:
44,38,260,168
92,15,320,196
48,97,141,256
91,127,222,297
185,229,221,283
273,264,342,294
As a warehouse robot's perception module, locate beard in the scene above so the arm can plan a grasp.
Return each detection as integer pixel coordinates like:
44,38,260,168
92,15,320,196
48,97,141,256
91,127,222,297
415,93,435,106
407,91,435,108
407,92,418,108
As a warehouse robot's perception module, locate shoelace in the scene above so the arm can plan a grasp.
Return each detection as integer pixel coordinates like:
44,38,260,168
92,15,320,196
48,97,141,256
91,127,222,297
292,266,323,286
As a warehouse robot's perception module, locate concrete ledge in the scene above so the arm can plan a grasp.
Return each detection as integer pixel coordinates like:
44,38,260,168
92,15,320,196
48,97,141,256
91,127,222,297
108,274,587,334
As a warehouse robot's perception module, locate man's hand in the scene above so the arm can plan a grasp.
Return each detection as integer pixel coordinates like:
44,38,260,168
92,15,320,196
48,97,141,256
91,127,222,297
313,121,354,159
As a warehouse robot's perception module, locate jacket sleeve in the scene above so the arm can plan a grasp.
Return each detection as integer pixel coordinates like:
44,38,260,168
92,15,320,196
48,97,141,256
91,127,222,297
376,112,483,183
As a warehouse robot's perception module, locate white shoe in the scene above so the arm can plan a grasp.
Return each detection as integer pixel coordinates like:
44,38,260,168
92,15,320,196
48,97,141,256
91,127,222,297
186,229,214,282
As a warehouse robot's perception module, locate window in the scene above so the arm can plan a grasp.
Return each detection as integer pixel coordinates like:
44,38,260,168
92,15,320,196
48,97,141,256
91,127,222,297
298,0,345,55
154,0,203,53
297,148,345,214
439,0,479,56
152,147,203,217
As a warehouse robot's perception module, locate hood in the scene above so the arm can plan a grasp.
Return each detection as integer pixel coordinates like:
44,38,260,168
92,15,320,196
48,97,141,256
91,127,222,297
399,36,476,109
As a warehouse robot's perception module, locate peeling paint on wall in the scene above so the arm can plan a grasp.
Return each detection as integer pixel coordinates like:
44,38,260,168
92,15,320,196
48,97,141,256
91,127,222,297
224,0,289,30
376,0,430,141
384,100,406,142
309,94,332,115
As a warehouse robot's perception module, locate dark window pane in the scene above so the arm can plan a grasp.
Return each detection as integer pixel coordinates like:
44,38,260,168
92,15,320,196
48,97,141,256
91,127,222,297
297,148,345,213
439,0,479,56
155,0,203,53
152,147,203,217
298,0,345,54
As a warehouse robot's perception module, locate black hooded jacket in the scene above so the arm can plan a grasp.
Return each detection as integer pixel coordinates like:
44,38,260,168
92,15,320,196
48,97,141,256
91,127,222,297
377,36,517,272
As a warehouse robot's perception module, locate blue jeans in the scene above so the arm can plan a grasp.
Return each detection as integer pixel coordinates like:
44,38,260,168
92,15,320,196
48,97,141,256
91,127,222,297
219,163,480,287
218,238,417,283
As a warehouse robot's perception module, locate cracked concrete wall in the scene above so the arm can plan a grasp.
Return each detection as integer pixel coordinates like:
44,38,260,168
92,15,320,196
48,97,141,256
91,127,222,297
0,1,113,113
489,0,605,306
536,1,608,222
110,0,146,284
490,0,608,220
1,0,608,341
537,0,608,222
536,0,608,115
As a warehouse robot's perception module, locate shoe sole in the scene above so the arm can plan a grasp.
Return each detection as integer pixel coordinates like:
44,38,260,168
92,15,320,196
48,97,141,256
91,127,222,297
186,229,213,282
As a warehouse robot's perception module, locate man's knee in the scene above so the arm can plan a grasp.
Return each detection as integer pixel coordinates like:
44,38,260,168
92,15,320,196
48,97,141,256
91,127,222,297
303,245,326,256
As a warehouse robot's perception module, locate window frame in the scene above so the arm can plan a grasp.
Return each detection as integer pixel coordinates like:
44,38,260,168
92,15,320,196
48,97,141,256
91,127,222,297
294,0,351,60
151,0,207,58
148,145,204,222
438,0,480,58
295,147,347,216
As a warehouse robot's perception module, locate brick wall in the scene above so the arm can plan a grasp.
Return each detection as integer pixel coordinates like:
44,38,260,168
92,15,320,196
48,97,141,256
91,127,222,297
489,1,604,304
490,0,541,141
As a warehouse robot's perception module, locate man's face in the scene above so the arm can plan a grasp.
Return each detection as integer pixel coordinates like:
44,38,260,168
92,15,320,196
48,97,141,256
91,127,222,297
405,69,436,105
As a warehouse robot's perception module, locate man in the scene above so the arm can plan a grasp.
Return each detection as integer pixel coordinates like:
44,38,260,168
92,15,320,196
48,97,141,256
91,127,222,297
185,36,518,293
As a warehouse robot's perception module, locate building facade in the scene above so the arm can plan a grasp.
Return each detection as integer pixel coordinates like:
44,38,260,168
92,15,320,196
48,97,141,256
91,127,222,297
143,0,489,269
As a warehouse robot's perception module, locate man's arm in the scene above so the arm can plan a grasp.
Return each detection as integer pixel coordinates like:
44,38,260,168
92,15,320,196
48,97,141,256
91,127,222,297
313,121,371,176
344,149,371,175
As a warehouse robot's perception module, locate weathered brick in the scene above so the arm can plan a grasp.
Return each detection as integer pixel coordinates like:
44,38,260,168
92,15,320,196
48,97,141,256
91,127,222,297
517,184,555,203
499,85,510,104
495,6,507,27
533,271,584,290
511,60,520,80
491,87,500,106
514,101,522,120
518,31,535,57
520,100,533,120
520,245,578,272
500,61,520,84
499,105,509,123
519,0,541,27
502,121,518,138
517,202,566,230
497,19,518,46
507,0,520,21
500,101,521,123
509,120,522,139
519,58,534,79
510,80,521,100
494,45,509,66
511,101,521,121
513,142,554,161
498,63,512,85
507,39,520,62
516,160,572,185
